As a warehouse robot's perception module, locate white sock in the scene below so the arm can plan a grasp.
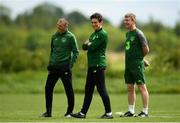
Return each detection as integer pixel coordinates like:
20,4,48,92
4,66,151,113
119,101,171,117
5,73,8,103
106,112,112,116
128,105,135,114
80,112,85,115
142,107,148,114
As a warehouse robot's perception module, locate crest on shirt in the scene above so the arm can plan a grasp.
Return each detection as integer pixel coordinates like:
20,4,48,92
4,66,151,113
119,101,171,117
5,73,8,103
61,38,66,43
130,36,135,42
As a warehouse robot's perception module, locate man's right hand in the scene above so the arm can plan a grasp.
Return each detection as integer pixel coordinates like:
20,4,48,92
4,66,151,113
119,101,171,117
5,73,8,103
84,40,91,46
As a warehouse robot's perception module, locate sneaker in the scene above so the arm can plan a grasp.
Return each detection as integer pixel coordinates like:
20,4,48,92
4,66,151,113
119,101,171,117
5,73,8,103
71,112,86,118
100,113,113,119
121,111,134,117
41,112,52,117
137,111,148,117
64,113,72,118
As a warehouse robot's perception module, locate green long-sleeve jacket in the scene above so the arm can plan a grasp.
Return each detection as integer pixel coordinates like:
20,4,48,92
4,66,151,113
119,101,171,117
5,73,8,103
48,30,79,69
82,28,108,68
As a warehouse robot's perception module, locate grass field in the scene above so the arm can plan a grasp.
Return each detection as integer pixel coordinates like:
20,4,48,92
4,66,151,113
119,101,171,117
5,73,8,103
0,94,180,122
1,70,180,94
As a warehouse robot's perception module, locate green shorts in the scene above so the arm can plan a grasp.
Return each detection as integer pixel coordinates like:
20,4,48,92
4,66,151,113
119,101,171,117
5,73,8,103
124,61,146,85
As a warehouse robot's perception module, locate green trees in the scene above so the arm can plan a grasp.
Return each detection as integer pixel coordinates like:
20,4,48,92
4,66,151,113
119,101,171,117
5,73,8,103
0,5,12,25
149,31,180,72
67,11,88,25
15,3,64,29
142,20,180,72
0,3,179,74
174,21,180,36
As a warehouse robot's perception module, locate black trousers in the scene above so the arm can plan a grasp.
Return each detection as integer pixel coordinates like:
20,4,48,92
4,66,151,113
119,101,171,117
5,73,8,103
81,67,112,114
45,68,74,114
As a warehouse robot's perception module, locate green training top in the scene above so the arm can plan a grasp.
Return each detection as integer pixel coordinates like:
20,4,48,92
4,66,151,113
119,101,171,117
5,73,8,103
49,30,79,68
125,28,148,66
82,28,108,68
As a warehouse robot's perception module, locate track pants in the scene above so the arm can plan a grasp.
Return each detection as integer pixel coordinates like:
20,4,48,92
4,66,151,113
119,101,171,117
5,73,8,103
45,68,74,114
81,67,112,114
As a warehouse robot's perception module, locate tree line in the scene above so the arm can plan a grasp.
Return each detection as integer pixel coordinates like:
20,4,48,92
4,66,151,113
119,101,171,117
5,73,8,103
0,3,180,74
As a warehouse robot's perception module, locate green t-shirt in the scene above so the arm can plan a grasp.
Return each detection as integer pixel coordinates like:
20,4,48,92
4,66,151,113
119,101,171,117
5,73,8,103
125,28,148,67
82,28,108,68
49,30,79,68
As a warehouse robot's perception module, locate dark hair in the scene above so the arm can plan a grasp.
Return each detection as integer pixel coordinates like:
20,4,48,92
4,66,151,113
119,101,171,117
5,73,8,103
90,13,103,22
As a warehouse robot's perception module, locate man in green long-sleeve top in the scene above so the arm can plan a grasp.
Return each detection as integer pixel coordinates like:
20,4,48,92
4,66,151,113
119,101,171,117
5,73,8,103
41,18,79,118
72,13,113,119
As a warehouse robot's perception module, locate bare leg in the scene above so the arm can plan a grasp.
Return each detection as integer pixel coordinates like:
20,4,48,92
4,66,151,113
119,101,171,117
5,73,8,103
127,84,136,114
138,84,149,114
127,84,136,105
